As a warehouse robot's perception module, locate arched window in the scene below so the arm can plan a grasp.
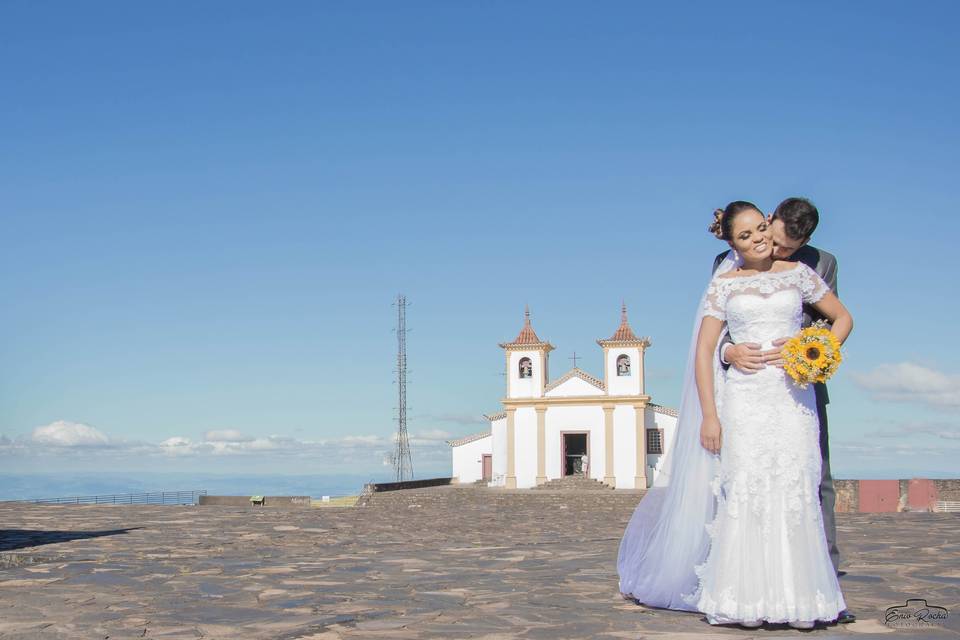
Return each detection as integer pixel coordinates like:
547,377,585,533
518,357,533,379
616,354,631,376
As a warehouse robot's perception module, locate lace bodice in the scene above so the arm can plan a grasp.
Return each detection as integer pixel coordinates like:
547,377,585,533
703,263,830,349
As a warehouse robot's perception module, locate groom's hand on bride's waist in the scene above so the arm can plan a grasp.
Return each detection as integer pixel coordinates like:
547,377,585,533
762,337,790,368
723,342,765,373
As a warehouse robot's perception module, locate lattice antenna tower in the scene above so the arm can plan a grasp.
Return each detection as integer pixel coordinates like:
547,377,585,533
392,294,414,481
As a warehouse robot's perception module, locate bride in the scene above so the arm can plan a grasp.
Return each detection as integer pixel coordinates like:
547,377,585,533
617,201,853,629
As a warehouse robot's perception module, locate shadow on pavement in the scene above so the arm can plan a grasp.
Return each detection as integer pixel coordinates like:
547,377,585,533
0,528,143,551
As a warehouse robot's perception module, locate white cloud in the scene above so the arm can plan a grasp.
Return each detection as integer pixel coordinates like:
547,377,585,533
1,421,457,468
837,441,960,461
411,428,454,441
864,420,960,441
204,429,253,443
31,421,110,447
830,437,960,479
415,412,487,426
158,436,196,456
853,362,960,409
339,434,386,446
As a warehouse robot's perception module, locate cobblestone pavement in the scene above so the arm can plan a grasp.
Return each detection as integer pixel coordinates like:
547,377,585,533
1,485,958,639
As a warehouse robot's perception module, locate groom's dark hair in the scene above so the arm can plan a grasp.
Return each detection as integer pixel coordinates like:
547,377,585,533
772,197,819,241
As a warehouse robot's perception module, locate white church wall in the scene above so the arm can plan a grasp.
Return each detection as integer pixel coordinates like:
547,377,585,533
544,413,562,481
544,405,605,481
613,405,639,488
544,376,605,397
606,347,642,396
588,418,604,482
491,417,507,487
646,408,679,484
508,350,545,398
451,435,492,484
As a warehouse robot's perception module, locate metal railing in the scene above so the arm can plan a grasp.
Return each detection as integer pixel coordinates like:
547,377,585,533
934,500,960,513
21,490,207,506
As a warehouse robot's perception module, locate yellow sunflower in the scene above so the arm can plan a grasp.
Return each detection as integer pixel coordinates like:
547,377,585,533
781,322,843,387
802,343,828,369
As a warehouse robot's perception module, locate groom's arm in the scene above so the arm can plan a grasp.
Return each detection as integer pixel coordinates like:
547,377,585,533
805,249,838,328
811,251,838,406
718,333,733,368
821,252,838,297
719,336,764,372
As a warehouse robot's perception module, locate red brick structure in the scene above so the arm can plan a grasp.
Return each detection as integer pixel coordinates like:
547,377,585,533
834,478,955,512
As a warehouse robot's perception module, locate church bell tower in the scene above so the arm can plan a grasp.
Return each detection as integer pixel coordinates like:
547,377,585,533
499,306,554,399
597,303,650,396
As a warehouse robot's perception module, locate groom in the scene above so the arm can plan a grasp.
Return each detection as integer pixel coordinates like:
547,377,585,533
712,197,854,624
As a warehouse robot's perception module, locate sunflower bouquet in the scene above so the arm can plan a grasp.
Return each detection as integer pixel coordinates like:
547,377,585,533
781,320,843,388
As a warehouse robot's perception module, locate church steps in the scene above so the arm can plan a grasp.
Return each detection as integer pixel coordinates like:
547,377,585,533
532,475,614,490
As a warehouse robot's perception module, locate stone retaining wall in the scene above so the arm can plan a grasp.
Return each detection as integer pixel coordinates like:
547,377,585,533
198,495,312,508
363,477,454,493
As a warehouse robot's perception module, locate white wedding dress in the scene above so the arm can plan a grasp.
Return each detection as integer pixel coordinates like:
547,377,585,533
681,262,846,624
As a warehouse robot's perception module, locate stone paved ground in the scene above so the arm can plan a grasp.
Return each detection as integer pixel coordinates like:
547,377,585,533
0,485,958,640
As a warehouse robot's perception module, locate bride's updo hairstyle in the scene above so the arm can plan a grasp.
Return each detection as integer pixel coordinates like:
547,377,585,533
708,200,762,240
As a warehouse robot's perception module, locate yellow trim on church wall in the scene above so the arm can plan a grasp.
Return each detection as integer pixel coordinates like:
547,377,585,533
535,405,547,484
505,407,517,489
501,395,650,408
602,404,615,487
635,404,648,489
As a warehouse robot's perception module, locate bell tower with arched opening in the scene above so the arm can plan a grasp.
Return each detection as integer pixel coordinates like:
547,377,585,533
597,303,650,396
499,306,554,399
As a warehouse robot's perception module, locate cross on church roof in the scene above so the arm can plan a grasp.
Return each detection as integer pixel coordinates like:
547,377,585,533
569,352,581,368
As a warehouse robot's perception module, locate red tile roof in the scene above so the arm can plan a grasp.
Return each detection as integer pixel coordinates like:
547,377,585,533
648,403,679,417
499,306,553,349
446,430,492,447
598,303,651,347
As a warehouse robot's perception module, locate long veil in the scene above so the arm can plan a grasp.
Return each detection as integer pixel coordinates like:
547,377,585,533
616,251,741,611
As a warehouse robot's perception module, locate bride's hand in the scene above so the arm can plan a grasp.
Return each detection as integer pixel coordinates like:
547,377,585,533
700,416,722,454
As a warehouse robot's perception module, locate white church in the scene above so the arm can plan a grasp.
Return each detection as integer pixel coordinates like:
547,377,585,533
448,306,678,489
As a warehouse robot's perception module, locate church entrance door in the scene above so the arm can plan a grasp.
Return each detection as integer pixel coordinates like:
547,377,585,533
481,454,492,481
561,432,589,477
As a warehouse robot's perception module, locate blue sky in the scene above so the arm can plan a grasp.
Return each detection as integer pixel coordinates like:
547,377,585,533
2,2,958,482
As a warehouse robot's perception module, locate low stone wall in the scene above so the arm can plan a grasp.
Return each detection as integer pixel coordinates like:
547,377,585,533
198,495,312,508
834,479,858,513
363,477,454,493
934,479,960,501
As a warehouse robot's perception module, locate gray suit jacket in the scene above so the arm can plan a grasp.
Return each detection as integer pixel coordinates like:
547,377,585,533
712,245,838,404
